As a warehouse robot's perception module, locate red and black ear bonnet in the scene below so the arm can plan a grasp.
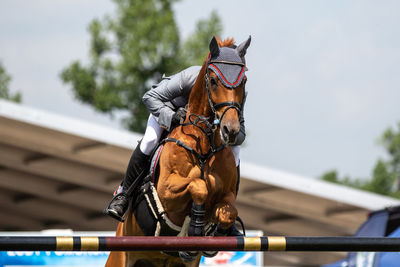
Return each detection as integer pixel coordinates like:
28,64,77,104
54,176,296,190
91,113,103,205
207,36,251,88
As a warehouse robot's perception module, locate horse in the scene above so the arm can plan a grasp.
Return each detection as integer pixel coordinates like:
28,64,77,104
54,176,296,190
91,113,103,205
105,35,250,267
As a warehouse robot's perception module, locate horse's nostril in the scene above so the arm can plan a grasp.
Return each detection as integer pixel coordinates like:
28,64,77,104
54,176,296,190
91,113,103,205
223,125,229,135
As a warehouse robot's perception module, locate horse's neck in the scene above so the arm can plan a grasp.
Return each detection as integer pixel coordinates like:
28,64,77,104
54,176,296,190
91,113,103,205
186,64,210,117
185,64,223,149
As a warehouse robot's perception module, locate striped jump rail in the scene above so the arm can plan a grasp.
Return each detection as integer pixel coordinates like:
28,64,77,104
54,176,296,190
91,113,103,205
1,236,400,252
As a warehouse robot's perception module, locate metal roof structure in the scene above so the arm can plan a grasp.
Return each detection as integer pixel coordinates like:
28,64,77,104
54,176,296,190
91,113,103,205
1,99,400,266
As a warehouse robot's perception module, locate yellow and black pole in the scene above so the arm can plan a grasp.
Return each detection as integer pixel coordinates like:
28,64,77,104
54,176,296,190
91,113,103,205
0,236,400,252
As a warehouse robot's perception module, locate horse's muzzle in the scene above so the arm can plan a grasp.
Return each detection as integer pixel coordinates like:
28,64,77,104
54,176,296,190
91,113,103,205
221,122,239,145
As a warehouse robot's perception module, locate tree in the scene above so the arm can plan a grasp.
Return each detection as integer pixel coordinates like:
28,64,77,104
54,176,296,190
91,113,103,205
320,169,365,189
381,123,400,177
320,123,400,199
321,170,339,183
61,0,222,133
379,123,400,197
363,159,395,195
0,61,21,103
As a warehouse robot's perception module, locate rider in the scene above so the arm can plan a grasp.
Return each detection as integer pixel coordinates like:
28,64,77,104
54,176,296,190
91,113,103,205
105,36,250,236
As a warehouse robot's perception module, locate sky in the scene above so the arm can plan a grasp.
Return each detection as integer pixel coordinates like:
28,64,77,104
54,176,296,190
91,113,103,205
1,0,400,180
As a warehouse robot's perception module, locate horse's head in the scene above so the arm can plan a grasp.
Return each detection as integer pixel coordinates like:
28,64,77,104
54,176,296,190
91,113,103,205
206,36,251,145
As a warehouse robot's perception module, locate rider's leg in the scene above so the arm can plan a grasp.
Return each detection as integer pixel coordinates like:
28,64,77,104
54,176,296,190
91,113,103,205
139,114,165,156
105,115,164,220
119,113,164,191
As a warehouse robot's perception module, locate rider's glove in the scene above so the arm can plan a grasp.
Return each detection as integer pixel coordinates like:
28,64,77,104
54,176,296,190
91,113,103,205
171,107,187,126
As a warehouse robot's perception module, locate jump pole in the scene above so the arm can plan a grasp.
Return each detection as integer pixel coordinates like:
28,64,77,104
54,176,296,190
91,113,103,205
1,236,400,252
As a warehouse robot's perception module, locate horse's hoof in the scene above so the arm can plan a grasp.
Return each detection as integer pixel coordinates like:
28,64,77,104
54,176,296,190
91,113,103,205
202,251,218,257
178,251,198,262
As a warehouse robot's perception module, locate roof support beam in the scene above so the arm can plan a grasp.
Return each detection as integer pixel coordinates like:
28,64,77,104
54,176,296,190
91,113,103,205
0,209,44,230
71,141,107,153
23,153,51,165
0,169,110,211
0,118,132,172
0,143,120,193
0,190,114,231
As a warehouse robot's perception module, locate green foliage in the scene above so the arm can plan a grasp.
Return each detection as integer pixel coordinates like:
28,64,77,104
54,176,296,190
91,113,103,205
363,160,395,195
61,0,222,133
381,123,400,174
0,61,21,103
320,169,366,189
178,11,223,67
320,124,400,199
321,170,339,183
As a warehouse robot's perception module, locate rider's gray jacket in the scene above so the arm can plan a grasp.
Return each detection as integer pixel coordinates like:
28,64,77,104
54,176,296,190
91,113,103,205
142,66,246,146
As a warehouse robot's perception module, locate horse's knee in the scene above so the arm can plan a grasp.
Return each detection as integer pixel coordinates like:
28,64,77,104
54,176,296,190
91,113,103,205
187,179,208,204
214,202,238,229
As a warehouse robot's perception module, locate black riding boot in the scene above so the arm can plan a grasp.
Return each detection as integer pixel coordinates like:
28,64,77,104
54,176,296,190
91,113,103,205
104,145,150,221
235,164,240,197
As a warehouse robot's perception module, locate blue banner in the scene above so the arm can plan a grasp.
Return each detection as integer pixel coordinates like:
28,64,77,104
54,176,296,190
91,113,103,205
0,250,262,267
0,251,110,266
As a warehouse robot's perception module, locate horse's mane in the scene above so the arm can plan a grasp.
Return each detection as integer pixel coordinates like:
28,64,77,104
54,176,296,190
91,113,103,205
215,36,235,48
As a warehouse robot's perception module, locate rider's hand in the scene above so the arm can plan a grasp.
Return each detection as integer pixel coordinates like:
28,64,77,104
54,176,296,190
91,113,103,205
171,107,187,126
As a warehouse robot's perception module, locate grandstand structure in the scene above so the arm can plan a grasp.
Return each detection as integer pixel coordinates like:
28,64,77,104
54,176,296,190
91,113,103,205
1,99,399,266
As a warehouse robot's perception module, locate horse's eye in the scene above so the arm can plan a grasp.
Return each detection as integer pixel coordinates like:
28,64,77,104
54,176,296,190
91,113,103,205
210,77,217,87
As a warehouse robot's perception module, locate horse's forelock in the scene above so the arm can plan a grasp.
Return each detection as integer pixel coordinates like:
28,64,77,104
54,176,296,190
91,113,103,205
216,36,235,48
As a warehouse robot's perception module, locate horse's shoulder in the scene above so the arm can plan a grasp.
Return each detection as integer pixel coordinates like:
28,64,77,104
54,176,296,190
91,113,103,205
169,127,201,147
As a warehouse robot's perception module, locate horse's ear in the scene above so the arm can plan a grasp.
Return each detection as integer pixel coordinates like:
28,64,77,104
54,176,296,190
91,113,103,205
209,36,220,58
236,35,251,58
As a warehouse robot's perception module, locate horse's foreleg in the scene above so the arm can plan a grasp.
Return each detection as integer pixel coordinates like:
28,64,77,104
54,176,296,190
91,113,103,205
178,178,208,262
213,191,238,230
187,178,208,236
187,178,208,205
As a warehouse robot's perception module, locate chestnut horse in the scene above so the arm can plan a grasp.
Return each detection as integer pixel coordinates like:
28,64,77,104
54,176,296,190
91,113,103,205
106,36,250,267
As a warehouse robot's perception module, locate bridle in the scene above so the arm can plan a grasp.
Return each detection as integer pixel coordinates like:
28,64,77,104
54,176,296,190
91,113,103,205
205,59,245,127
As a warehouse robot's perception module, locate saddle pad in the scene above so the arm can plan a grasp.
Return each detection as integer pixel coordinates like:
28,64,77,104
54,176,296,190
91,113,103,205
149,144,164,183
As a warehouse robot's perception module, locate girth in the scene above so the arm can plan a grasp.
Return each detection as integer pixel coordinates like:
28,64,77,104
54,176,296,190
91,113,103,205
133,180,182,237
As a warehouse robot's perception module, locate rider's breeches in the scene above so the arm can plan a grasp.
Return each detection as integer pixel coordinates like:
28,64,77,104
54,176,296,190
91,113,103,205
140,114,165,155
230,145,240,166
140,114,241,166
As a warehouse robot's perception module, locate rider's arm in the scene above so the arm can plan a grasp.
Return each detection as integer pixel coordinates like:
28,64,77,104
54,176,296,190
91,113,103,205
142,66,201,131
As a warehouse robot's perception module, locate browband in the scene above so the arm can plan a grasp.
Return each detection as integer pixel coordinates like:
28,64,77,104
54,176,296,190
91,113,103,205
208,60,245,67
